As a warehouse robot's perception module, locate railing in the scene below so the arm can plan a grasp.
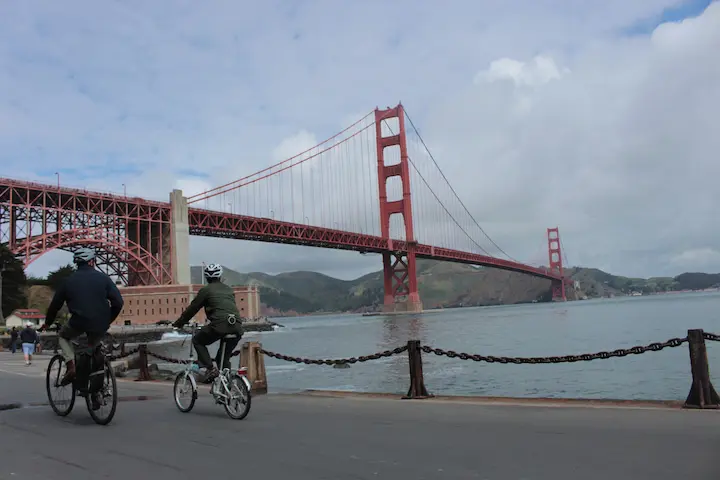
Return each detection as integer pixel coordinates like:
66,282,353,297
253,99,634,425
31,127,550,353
81,329,720,409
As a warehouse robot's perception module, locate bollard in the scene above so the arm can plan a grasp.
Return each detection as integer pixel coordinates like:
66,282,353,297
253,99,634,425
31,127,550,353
136,344,153,381
403,340,432,399
239,341,267,394
684,329,720,409
120,341,126,356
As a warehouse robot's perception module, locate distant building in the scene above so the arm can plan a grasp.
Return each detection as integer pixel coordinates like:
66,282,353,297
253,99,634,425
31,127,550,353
116,284,260,326
5,309,45,328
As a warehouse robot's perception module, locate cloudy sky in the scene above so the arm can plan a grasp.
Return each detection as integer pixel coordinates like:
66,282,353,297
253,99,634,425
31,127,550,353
2,0,719,280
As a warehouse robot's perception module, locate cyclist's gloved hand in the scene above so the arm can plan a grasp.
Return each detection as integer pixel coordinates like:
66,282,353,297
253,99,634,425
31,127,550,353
171,319,184,330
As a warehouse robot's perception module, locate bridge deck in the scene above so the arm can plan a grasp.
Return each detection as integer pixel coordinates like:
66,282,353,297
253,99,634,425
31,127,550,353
1,352,717,479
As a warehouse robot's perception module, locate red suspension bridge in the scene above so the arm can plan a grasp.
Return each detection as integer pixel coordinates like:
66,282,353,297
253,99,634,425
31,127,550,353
0,104,569,311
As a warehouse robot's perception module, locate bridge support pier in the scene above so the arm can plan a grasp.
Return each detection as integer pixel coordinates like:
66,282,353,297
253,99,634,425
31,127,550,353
170,189,191,285
375,105,423,313
382,249,423,313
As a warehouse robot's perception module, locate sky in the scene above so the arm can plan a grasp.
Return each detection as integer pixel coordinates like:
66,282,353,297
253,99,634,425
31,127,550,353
1,0,719,280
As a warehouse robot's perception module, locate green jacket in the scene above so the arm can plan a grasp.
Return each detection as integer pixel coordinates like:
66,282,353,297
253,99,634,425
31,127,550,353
174,281,243,334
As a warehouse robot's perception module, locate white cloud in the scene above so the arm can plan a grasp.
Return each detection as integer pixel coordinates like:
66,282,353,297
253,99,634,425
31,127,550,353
6,0,720,280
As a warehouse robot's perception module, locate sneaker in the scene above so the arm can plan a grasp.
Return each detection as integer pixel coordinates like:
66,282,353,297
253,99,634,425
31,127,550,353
205,366,220,380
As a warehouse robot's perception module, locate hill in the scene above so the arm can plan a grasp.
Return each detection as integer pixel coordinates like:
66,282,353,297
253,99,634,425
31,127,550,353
192,262,720,315
191,260,567,315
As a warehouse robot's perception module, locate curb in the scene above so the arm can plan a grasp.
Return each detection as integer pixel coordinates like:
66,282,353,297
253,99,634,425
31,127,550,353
297,390,694,410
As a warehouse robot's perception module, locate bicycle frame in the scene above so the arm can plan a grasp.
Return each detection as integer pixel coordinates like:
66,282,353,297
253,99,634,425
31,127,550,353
212,337,252,404
179,323,251,405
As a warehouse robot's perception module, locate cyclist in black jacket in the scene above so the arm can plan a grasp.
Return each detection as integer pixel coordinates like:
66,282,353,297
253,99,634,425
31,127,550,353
40,247,124,401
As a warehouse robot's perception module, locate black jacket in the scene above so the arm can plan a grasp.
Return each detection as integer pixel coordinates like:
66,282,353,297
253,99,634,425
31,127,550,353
45,264,124,333
19,327,38,344
173,281,243,335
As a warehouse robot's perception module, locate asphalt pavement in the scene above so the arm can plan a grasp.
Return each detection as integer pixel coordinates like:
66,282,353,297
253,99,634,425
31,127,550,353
1,351,719,479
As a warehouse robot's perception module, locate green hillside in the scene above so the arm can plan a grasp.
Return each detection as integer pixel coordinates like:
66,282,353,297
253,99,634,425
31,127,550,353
192,262,720,315
191,260,561,314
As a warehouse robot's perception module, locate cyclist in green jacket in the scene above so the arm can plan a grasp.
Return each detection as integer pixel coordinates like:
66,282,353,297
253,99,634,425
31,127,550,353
172,264,243,380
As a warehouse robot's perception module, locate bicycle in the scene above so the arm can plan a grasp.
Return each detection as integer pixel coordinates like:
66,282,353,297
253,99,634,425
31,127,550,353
45,334,118,425
172,323,252,420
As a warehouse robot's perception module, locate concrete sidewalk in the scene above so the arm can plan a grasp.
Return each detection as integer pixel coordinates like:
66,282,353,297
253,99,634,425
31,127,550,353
1,351,719,479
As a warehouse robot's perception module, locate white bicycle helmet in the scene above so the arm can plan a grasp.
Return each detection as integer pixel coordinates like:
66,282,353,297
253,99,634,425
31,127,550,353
203,263,223,280
73,247,96,264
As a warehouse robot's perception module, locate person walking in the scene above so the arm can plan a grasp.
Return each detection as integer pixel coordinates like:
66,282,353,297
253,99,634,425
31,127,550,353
9,326,18,354
20,323,39,365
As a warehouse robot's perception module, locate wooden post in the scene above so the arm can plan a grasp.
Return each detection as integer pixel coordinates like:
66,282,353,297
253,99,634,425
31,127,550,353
135,344,153,381
684,329,720,409
403,340,432,399
240,341,267,394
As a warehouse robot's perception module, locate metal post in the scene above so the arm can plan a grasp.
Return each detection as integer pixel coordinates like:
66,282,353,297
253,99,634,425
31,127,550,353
402,340,431,399
136,344,153,381
684,329,720,409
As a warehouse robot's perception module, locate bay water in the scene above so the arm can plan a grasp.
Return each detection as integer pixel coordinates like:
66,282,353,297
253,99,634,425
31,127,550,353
153,291,720,400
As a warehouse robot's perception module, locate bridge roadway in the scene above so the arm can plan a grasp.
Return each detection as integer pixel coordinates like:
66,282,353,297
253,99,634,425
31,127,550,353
0,352,718,479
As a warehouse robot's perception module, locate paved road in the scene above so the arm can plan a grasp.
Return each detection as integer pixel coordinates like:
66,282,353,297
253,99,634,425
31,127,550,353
1,352,719,479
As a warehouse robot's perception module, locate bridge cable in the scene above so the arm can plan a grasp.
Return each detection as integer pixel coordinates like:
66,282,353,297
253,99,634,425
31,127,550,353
402,107,518,263
381,119,493,257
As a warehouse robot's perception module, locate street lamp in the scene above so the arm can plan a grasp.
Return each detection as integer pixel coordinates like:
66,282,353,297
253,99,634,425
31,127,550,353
122,184,127,197
54,172,60,188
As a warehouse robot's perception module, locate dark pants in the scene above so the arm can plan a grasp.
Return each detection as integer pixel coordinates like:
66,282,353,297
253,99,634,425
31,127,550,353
58,324,106,394
10,339,17,353
58,324,106,363
192,325,240,370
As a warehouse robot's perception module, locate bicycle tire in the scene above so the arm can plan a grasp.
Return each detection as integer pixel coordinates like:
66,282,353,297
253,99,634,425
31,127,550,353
86,360,118,425
173,372,197,413
46,355,76,417
223,375,251,420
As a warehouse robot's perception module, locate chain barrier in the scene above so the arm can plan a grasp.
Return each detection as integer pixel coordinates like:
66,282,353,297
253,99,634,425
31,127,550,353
259,345,409,366
146,350,194,364
107,347,139,361
103,331,720,369
703,332,720,342
420,336,689,364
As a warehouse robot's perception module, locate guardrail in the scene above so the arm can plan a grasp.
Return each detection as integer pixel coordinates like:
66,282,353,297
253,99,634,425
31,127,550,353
99,329,720,409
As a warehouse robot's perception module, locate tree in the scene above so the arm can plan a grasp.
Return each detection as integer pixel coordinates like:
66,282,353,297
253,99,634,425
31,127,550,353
47,264,76,290
0,244,27,321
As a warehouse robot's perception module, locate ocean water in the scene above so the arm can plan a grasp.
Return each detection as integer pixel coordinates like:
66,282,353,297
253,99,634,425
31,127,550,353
148,291,720,400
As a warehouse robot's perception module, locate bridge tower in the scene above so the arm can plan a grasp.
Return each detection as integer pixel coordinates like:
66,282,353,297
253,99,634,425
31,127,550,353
374,105,423,313
547,227,566,301
169,189,191,284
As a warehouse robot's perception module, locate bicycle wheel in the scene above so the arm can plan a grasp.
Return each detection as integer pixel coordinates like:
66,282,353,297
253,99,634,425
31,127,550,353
86,360,118,425
223,375,251,420
173,371,197,413
46,355,76,416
